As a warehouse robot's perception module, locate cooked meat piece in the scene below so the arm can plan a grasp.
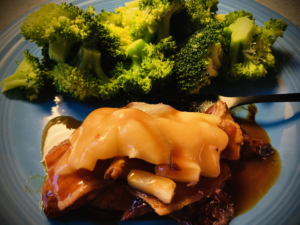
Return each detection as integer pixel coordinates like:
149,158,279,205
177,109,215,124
240,131,274,159
44,140,113,213
104,157,155,180
205,101,244,160
170,189,234,225
121,197,153,221
104,157,130,180
129,184,203,216
42,177,69,220
129,162,231,216
88,180,136,211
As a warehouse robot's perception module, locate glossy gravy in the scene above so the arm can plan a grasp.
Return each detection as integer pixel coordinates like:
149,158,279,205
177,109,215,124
227,105,281,216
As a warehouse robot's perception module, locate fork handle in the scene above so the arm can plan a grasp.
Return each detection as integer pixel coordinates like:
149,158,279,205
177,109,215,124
222,93,300,109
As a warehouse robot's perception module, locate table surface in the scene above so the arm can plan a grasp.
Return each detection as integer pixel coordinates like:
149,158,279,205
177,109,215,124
0,0,299,32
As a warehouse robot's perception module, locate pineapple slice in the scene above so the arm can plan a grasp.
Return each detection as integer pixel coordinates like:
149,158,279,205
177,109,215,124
127,169,176,204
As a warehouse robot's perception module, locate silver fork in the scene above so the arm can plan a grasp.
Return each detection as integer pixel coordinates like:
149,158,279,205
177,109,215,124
136,93,300,112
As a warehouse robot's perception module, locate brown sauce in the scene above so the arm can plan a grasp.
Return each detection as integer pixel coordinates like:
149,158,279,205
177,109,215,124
227,105,281,216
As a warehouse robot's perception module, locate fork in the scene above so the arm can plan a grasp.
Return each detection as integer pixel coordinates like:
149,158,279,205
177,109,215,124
132,93,300,112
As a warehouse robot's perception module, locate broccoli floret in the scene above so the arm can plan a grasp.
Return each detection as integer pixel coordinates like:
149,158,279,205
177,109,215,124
87,5,96,16
96,3,156,52
262,18,288,43
170,8,196,44
241,18,288,70
112,1,157,43
173,21,224,93
95,10,134,51
139,0,185,40
117,37,176,95
185,0,219,30
220,14,288,82
49,46,121,101
0,50,45,100
21,3,120,63
223,10,254,27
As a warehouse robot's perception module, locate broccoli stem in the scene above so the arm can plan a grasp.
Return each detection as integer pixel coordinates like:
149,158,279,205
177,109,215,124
156,3,184,41
143,26,156,43
242,57,257,71
214,14,226,21
49,35,75,63
125,0,139,8
227,17,256,67
0,61,32,92
126,39,147,73
1,78,28,92
70,46,111,83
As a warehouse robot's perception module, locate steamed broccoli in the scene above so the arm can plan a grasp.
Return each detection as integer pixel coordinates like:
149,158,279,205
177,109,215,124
139,0,185,40
0,50,45,100
185,0,219,30
1,1,289,102
87,5,97,16
170,8,196,44
21,3,120,63
19,2,125,101
173,21,224,94
220,11,288,82
113,0,158,43
97,0,184,44
248,18,288,69
169,0,220,45
49,46,121,101
95,10,134,52
117,37,176,95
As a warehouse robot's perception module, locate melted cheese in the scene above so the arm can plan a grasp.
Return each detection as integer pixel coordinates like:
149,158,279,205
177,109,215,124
55,103,229,181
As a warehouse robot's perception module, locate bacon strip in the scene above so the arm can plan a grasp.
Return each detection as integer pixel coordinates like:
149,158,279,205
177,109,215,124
43,140,112,216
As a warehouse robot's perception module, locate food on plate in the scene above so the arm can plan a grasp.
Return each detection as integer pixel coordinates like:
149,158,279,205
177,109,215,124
0,0,288,101
0,50,44,100
41,101,276,224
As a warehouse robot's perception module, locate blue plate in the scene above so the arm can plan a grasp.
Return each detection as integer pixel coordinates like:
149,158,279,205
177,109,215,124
0,0,300,224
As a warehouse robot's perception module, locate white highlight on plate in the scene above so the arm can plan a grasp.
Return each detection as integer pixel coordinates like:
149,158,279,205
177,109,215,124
284,102,294,120
47,95,63,121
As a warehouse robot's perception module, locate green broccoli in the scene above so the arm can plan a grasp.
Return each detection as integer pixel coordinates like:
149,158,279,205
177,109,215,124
220,11,288,82
97,0,184,44
49,46,121,101
169,0,219,45
185,0,219,30
250,18,288,69
223,10,254,27
21,2,119,63
40,44,56,74
0,50,45,100
139,0,185,41
87,5,97,16
173,21,224,94
170,8,196,44
113,0,157,43
19,2,125,101
95,10,134,51
117,37,176,95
